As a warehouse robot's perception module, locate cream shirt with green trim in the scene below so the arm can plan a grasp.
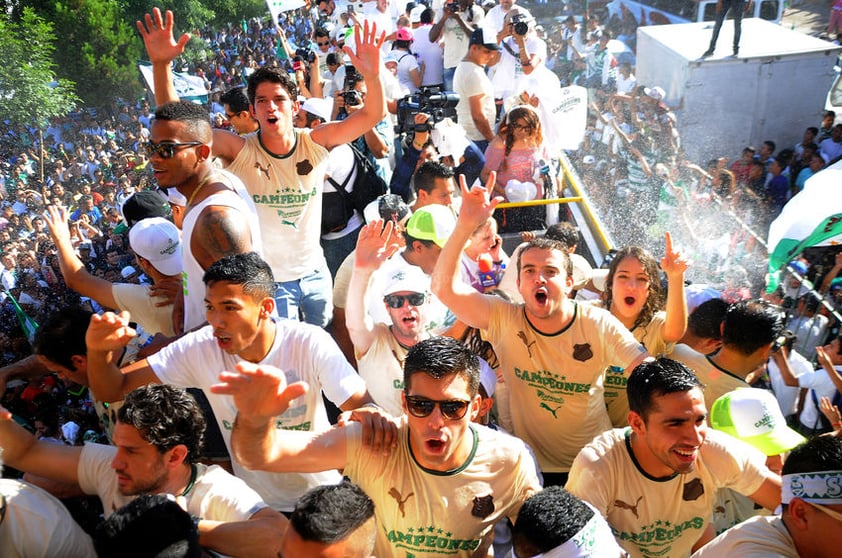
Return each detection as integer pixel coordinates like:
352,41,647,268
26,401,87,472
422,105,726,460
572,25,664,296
566,428,768,558
344,420,541,557
484,298,646,472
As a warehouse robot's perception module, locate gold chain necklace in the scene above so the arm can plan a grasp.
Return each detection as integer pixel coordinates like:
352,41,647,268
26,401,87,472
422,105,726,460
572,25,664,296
186,174,213,208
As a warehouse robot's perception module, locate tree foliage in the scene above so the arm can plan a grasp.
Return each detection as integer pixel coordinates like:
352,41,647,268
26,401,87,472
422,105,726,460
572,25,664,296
0,8,79,129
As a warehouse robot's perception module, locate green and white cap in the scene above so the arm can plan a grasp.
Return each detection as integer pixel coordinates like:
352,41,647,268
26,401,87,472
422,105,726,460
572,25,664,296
711,387,805,456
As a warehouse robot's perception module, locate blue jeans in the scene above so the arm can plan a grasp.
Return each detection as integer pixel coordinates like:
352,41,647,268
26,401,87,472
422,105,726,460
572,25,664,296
321,225,361,280
443,67,456,92
273,261,333,328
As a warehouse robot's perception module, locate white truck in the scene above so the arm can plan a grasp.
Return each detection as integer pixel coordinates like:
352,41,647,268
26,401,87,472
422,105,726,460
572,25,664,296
636,18,841,163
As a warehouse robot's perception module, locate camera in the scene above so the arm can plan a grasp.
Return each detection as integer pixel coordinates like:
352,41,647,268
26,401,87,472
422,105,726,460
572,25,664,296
295,48,316,64
511,13,530,36
395,86,460,136
343,64,362,90
446,2,459,14
341,90,363,107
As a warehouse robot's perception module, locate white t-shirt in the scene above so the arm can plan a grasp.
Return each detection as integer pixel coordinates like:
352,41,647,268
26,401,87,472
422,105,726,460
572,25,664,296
566,428,769,558
146,319,366,510
670,344,750,411
690,515,798,558
454,60,496,142
796,365,840,432
111,283,175,337
412,24,445,87
491,35,548,100
77,443,266,520
0,479,95,558
355,322,410,416
439,5,485,69
767,349,813,417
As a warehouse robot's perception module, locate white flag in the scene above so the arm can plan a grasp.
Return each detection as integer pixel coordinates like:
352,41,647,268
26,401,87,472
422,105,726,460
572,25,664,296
267,0,306,23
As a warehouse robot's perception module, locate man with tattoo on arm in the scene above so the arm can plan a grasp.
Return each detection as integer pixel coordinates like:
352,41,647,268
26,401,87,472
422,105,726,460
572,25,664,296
148,101,262,333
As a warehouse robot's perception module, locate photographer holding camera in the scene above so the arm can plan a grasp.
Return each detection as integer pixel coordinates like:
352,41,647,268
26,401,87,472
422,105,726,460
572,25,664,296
390,110,485,203
429,0,484,91
490,7,546,106
333,66,392,180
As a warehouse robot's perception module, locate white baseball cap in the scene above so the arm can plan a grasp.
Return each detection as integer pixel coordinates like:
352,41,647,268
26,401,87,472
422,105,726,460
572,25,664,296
129,217,182,276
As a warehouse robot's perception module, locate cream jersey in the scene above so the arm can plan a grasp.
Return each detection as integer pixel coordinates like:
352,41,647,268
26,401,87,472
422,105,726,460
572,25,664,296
566,428,769,558
111,283,175,336
355,322,410,416
689,515,798,558
585,304,671,427
77,443,266,520
669,344,749,411
225,130,329,281
181,178,263,331
484,298,646,472
146,319,365,510
344,420,541,557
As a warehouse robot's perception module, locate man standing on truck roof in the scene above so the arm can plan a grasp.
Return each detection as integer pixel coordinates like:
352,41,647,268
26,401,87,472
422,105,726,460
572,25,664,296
703,0,753,58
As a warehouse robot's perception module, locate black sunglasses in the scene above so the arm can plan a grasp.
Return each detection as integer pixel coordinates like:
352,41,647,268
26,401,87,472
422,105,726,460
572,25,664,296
145,141,203,159
384,292,426,308
405,396,471,420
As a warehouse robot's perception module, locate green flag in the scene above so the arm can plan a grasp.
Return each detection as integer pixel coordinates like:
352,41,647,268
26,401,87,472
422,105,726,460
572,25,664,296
4,289,38,344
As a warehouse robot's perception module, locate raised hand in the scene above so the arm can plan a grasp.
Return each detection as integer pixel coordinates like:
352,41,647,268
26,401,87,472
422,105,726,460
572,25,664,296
86,311,137,353
343,20,385,79
458,172,504,229
136,7,190,65
660,232,689,278
354,220,400,272
43,204,72,244
211,361,309,422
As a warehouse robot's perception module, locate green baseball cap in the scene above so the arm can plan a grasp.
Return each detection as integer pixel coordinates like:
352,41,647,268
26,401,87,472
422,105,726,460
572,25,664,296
711,388,805,456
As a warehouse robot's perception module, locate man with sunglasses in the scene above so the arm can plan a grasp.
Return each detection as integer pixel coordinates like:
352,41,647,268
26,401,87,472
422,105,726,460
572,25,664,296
215,336,542,558
219,87,258,135
148,101,262,333
138,8,386,329
347,220,431,415
691,435,842,558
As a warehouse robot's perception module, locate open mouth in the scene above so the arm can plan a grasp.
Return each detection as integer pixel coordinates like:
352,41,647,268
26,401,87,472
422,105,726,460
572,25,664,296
266,115,279,124
624,296,636,306
426,439,445,453
674,448,696,462
535,289,548,304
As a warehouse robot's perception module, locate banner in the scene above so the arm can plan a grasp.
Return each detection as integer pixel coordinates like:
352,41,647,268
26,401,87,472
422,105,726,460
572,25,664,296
766,161,842,292
267,0,307,23
516,68,587,152
138,64,208,103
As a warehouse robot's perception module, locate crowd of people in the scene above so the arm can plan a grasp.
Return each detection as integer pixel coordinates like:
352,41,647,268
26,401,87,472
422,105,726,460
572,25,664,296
0,0,842,557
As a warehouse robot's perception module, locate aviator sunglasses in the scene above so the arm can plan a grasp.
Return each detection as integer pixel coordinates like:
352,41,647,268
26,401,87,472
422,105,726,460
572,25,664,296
405,396,471,420
145,141,203,159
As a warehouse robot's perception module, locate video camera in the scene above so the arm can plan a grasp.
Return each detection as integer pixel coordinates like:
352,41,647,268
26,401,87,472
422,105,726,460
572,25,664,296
295,47,316,64
395,86,459,136
340,64,364,107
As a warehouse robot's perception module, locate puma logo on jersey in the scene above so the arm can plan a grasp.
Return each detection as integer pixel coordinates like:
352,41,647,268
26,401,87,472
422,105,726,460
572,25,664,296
389,487,414,517
540,402,562,418
614,496,643,518
517,331,535,357
255,161,270,179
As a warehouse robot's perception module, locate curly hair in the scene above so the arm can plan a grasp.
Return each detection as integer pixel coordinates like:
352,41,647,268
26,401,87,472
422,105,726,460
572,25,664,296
502,106,543,157
117,384,205,463
602,246,663,331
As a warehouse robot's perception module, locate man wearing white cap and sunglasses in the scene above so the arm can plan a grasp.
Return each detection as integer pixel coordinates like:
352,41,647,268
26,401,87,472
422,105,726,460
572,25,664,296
692,435,842,558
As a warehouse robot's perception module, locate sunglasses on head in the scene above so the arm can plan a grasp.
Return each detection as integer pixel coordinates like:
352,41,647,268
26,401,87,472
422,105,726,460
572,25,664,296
384,292,426,308
145,141,203,159
405,396,471,420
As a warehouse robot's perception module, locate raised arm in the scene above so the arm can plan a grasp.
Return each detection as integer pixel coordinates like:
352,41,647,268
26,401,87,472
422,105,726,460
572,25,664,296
199,507,288,558
311,22,387,150
211,362,348,473
136,8,190,106
85,311,162,402
0,405,82,486
817,345,842,396
44,204,118,309
431,173,502,331
659,232,689,343
347,220,401,356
